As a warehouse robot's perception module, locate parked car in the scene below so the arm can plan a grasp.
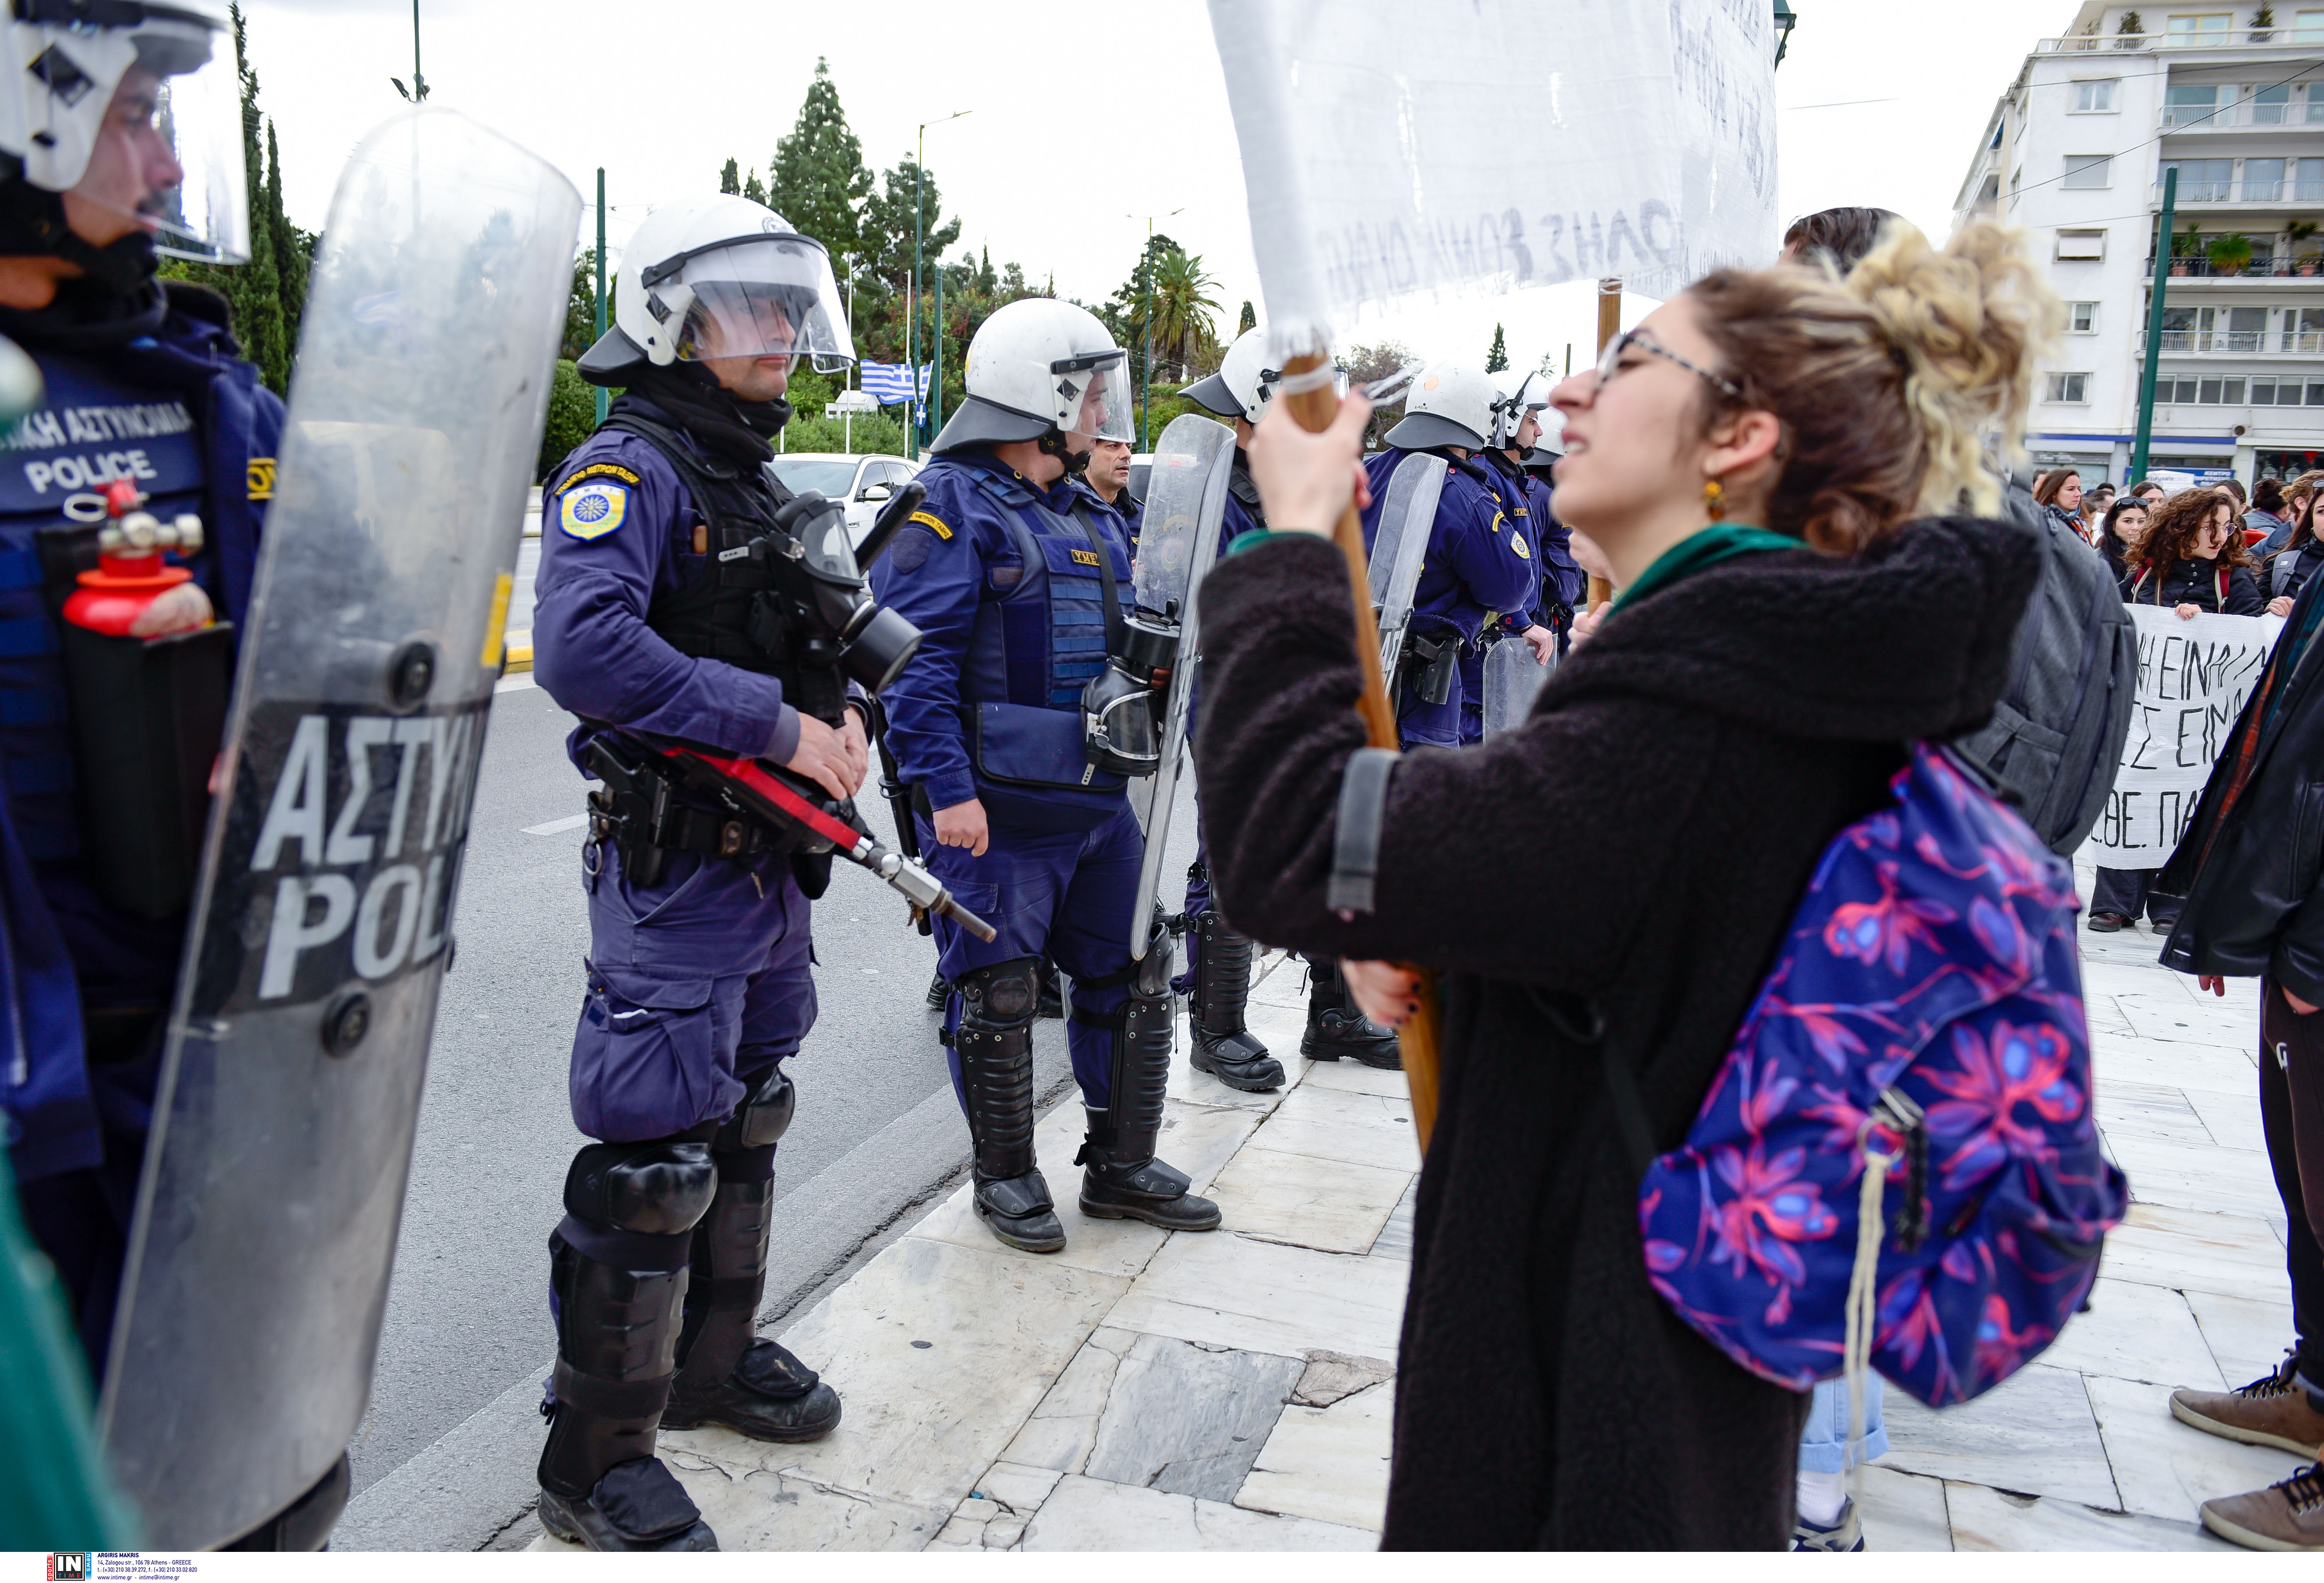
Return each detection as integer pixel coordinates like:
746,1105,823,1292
1129,454,1151,505
767,452,921,546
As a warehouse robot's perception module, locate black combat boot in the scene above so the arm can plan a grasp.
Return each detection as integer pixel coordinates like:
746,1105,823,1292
536,1137,721,1552
1186,908,1284,1092
1300,958,1403,1069
956,959,1067,1253
663,1070,843,1443
1078,932,1221,1231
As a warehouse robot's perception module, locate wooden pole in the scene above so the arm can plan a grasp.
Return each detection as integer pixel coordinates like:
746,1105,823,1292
1280,351,1440,1150
1587,278,1623,609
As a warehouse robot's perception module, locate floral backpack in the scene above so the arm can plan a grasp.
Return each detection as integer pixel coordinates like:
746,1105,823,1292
1614,744,2129,1410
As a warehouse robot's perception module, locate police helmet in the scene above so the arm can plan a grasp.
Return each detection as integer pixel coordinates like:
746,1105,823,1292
1490,370,1552,451
1180,326,1281,426
1384,362,1498,452
0,0,248,265
580,194,853,386
930,298,1134,455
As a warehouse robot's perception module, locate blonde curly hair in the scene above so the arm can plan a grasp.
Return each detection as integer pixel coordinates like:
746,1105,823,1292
1684,218,2060,552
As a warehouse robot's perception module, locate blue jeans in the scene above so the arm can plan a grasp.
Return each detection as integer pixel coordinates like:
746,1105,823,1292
1797,1374,1888,1473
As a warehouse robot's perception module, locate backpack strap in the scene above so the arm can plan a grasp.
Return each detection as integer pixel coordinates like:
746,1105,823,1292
1069,504,1125,655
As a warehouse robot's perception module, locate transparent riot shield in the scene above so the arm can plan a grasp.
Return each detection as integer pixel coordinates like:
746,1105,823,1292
97,110,581,1549
1370,452,1445,681
1127,413,1235,958
1481,635,1552,737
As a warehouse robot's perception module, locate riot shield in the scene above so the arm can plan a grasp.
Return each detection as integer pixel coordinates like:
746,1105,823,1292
1481,635,1551,737
97,110,580,1549
1126,413,1235,958
1370,452,1445,681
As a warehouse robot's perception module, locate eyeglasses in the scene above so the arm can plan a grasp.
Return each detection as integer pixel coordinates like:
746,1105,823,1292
1594,329,1743,399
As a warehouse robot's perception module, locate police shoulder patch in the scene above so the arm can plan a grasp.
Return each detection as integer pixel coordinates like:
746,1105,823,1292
559,481,628,541
1513,536,1532,559
565,461,642,488
908,509,953,541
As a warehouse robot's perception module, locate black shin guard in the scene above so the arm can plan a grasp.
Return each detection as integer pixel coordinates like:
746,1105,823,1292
956,958,1063,1251
537,1138,715,1510
1188,909,1283,1092
1078,922,1220,1230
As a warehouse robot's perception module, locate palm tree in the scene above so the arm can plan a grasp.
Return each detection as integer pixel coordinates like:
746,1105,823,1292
1146,248,1222,381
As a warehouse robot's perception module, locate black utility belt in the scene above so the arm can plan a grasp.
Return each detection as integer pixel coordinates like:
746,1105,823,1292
589,785,777,861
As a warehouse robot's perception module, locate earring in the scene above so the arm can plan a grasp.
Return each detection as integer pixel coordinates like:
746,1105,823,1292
1703,478,1726,522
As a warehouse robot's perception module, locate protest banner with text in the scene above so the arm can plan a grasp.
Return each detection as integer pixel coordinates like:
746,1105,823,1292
2082,603,2283,870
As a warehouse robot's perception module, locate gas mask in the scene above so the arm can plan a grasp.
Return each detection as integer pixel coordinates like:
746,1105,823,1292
762,482,924,693
1082,602,1175,777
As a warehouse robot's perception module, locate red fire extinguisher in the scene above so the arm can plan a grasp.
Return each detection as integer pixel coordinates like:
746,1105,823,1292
60,477,212,639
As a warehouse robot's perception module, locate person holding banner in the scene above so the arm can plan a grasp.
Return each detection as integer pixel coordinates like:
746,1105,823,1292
1192,220,2053,1549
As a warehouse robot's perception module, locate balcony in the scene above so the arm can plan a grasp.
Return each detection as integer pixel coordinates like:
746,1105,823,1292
2134,329,2324,353
2152,179,2324,203
2041,30,2324,52
2146,255,2324,278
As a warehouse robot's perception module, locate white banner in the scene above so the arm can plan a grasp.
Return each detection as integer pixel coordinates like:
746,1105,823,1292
1205,0,1780,338
2082,603,2284,870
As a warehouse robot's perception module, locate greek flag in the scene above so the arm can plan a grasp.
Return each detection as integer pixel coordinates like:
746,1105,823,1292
857,361,930,407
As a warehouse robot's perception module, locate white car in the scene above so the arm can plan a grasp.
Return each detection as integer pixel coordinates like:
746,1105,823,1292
767,452,922,546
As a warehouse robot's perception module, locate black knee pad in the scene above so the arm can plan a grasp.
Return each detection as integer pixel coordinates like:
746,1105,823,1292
563,1139,717,1237
715,1067,795,1155
958,956,1040,1027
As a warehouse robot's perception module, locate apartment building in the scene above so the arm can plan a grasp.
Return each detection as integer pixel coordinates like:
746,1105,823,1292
1956,4,2324,485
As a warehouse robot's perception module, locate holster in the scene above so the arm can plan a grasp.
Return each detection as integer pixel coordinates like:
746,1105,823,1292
584,734,779,889
1403,632,1460,706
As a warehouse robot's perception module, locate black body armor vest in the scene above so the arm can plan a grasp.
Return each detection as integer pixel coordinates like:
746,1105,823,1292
606,411,850,728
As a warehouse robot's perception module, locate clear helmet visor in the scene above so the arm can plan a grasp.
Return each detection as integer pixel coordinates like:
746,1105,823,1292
1055,352,1135,444
20,12,251,264
660,236,853,374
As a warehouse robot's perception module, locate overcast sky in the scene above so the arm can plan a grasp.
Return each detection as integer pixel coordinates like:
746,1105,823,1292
240,0,2071,378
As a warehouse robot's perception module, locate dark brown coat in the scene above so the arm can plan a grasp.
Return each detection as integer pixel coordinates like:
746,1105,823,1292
1192,517,2038,1549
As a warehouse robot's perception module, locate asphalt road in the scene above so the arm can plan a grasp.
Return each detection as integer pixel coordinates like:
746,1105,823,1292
346,546,1204,1507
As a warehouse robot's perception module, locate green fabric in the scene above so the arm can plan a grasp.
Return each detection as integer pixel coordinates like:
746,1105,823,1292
1615,525,1801,610
0,1163,141,1550
1225,526,1306,558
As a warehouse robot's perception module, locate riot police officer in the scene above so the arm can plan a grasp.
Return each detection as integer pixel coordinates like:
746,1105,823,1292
1170,327,1292,1090
1460,370,1581,743
529,194,864,1551
871,298,1221,1254
0,2,339,1546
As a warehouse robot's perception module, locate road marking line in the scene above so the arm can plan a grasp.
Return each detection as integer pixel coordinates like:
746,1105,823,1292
523,813,589,836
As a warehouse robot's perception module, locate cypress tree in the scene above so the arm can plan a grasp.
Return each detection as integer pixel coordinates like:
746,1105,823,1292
719,157,741,195
742,170,767,206
1485,322,1508,373
1238,300,1256,335
264,120,307,363
769,59,869,257
223,6,287,392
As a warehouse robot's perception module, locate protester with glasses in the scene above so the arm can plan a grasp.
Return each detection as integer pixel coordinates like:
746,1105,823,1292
1189,220,2054,1549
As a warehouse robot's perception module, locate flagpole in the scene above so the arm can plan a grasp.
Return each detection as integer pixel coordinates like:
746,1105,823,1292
1279,348,1441,1152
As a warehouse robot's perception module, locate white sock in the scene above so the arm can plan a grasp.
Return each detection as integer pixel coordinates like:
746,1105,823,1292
1796,1468,1848,1527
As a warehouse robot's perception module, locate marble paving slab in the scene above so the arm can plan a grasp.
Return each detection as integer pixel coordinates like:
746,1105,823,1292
2035,1277,2223,1390
1082,1334,1304,1501
996,1326,1137,1475
667,1451,947,1551
1943,1481,2231,1551
1205,1144,1411,1255
2098,1203,2293,1300
2089,1030,2257,1096
1247,1084,1420,1173
1372,1177,1418,1262
1021,1473,1375,1550
1298,1060,1411,1100
2093,1082,2212,1148
2184,1289,2302,1388
1854,1464,1952,1551
2082,1371,2315,1523
2104,1132,2286,1226
1876,1364,2121,1509
1235,1380,1393,1532
1107,1231,1408,1361
1163,1004,1310,1113
2182,1085,2269,1154
666,1235,1126,1514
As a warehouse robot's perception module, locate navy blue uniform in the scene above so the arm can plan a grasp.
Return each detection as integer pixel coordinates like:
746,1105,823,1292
871,450,1141,1111
1359,448,1534,749
0,284,280,1371
1460,453,1585,743
533,406,820,1144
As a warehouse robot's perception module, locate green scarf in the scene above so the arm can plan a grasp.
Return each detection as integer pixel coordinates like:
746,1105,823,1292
1614,524,1802,610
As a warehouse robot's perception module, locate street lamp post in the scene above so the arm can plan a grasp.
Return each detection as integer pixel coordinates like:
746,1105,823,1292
593,168,607,426
1125,208,1184,453
390,0,428,101
910,110,971,461
2133,165,2180,482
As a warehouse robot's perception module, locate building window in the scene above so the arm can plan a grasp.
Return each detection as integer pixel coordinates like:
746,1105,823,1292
2244,157,2287,200
2165,14,2232,46
2064,155,2113,188
2253,84,2295,124
2163,158,2233,199
2161,306,2196,350
1990,119,2004,149
2286,307,2324,352
2164,85,2221,125
2070,80,2118,112
2252,376,2305,405
2299,10,2324,43
2047,373,2091,403
2194,376,2247,403
2202,305,2269,351
2068,301,2099,333
2056,229,2107,260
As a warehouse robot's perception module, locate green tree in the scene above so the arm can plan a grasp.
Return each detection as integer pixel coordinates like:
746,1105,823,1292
1486,322,1508,373
559,252,599,360
852,157,962,364
536,360,594,481
1238,300,1256,336
744,170,768,206
264,120,310,357
769,58,871,258
720,157,741,195
1146,247,1222,380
